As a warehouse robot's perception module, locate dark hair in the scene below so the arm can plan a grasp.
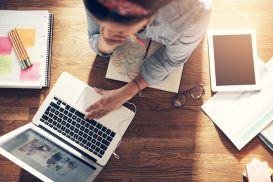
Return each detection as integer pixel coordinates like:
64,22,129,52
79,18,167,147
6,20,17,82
83,0,173,25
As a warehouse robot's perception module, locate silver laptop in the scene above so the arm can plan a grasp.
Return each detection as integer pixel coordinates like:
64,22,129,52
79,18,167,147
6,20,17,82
0,72,135,182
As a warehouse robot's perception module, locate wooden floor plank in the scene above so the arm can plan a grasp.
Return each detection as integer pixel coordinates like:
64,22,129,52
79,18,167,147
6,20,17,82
1,0,273,181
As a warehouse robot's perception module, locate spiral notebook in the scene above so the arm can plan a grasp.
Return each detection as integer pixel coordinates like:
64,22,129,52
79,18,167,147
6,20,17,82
0,10,54,89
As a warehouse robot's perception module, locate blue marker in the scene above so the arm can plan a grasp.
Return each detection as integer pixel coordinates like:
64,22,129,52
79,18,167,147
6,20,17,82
24,60,29,68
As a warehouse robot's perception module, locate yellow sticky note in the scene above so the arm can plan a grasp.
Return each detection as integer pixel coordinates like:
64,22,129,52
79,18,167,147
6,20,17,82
0,56,12,75
18,29,36,47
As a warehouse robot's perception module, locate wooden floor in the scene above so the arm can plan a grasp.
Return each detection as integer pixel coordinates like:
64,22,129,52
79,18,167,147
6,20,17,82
1,0,273,181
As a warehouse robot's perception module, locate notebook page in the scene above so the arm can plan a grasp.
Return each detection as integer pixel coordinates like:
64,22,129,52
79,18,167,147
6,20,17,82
106,38,150,83
0,10,49,88
146,41,184,93
106,39,184,93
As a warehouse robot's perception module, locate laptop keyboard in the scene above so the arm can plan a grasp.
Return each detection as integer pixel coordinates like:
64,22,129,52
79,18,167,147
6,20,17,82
39,96,116,158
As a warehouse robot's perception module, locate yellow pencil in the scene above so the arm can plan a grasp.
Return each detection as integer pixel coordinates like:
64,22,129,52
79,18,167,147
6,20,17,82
15,28,33,65
11,30,31,67
10,31,29,68
8,31,27,69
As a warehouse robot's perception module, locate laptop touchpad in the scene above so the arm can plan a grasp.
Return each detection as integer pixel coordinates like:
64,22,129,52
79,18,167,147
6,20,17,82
76,87,102,112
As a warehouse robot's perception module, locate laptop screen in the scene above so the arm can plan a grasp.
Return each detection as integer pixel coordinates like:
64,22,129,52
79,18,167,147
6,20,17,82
0,129,97,182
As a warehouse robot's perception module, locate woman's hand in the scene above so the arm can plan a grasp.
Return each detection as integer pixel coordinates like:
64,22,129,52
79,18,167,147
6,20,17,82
84,87,133,120
84,74,149,120
97,26,128,54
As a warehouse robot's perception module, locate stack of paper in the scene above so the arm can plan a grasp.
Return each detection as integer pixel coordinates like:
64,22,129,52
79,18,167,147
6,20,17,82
245,162,271,182
201,57,273,150
243,158,273,178
259,57,273,150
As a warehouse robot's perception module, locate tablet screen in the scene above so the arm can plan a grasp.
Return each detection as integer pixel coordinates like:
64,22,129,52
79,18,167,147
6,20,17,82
213,34,256,86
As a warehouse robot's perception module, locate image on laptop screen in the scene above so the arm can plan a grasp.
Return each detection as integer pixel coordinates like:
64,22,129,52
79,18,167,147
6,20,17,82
0,129,96,182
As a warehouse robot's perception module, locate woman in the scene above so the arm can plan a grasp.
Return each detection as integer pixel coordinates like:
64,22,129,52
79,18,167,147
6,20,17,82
83,0,212,120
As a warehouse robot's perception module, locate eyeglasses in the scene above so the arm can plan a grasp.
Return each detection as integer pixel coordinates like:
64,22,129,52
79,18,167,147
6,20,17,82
170,84,204,107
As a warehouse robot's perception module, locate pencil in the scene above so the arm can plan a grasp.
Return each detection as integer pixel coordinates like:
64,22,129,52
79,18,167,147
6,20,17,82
10,30,29,68
8,31,26,69
131,34,146,46
12,30,31,67
12,29,30,67
14,28,32,65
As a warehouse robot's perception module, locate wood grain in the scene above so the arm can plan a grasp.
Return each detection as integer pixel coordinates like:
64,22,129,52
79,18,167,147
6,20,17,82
1,0,273,181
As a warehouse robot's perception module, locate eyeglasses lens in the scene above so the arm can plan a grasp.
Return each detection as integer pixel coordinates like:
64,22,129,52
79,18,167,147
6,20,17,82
173,94,186,107
190,85,203,99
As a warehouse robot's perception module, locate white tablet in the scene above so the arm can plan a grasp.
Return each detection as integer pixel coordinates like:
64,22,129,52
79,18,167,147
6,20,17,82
208,29,260,92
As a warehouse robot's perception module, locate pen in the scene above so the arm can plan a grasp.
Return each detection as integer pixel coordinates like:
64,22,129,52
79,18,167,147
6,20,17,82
144,39,152,59
131,34,146,46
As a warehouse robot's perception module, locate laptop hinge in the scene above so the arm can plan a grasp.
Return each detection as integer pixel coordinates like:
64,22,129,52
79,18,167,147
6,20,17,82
38,125,97,163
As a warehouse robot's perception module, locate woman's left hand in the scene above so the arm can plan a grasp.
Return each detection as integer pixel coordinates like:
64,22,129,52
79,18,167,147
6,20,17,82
84,87,133,120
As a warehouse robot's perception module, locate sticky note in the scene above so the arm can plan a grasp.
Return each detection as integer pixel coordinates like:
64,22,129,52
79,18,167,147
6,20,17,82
18,29,36,47
0,56,12,75
0,37,12,55
243,158,273,177
246,162,271,182
20,62,40,81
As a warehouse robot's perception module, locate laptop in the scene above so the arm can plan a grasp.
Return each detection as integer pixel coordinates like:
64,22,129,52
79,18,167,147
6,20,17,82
0,72,135,182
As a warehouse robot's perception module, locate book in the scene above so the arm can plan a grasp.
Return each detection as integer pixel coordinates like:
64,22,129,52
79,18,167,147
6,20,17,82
0,10,54,89
106,38,184,93
245,162,271,182
258,133,273,152
243,158,273,178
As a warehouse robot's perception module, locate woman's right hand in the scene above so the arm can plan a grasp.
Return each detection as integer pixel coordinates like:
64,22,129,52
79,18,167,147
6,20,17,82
97,26,127,53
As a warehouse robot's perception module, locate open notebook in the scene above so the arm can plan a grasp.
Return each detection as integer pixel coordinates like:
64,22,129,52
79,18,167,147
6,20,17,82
106,38,184,93
0,10,54,89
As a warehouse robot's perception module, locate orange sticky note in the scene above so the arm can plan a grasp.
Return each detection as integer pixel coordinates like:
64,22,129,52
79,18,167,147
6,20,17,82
18,29,36,47
246,162,271,182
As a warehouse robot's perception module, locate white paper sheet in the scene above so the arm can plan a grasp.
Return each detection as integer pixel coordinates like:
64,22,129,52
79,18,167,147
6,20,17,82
259,57,273,144
201,58,273,150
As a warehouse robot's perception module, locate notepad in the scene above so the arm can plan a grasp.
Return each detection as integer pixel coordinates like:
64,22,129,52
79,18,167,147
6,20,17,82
106,38,184,93
243,158,273,178
245,162,271,182
0,10,54,89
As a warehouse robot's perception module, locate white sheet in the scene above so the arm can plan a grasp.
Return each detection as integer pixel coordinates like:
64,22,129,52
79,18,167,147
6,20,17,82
201,57,273,150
